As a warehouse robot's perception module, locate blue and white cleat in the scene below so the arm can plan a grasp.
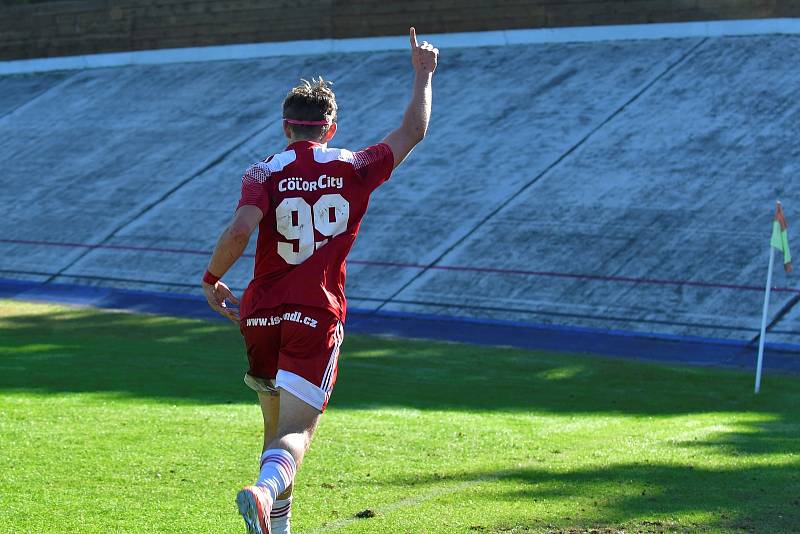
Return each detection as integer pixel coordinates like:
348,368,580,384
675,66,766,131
237,485,272,534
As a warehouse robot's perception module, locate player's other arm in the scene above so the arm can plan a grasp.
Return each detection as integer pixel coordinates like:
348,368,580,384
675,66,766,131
382,27,438,169
202,205,262,322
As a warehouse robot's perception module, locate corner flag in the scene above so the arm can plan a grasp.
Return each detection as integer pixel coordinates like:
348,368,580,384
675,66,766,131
756,201,792,394
771,202,792,273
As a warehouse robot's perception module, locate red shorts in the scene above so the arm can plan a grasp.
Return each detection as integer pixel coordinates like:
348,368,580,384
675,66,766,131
240,304,343,412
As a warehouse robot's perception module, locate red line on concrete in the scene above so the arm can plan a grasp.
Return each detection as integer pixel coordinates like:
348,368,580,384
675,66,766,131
4,237,799,295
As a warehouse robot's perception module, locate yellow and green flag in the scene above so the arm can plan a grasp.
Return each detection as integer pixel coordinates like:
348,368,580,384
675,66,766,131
771,202,792,273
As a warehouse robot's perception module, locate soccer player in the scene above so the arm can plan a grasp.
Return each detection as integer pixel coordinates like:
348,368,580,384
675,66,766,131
201,27,438,534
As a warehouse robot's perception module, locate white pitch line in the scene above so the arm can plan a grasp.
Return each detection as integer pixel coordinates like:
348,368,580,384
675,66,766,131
302,467,517,533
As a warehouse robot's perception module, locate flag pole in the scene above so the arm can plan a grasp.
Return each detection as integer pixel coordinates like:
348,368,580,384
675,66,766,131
755,243,775,394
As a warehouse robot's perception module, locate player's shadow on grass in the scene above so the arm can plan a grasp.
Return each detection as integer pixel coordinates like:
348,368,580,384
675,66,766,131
1,307,798,430
387,461,800,533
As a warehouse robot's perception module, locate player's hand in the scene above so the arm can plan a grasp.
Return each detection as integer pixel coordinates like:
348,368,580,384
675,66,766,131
202,280,240,323
409,27,438,74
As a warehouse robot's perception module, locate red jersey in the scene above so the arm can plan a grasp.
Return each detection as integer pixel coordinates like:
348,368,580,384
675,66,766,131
236,140,394,322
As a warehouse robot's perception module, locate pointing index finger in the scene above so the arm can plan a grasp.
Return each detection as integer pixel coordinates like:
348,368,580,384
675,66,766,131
410,27,418,49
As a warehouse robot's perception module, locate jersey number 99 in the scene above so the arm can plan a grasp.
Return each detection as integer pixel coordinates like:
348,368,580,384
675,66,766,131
275,194,350,265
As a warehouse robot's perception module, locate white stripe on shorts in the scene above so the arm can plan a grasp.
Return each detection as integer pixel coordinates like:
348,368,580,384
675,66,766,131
321,321,343,393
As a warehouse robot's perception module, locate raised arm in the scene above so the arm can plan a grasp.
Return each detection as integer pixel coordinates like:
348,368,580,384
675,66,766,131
382,27,438,168
201,205,263,322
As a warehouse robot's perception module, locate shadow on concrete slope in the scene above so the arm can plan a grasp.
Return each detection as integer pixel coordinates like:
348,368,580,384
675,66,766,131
3,36,800,344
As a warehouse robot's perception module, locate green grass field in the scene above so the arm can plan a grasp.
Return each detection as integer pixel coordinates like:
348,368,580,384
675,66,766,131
1,300,799,533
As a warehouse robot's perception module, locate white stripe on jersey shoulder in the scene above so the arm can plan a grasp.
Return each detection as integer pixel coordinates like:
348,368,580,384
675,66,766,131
313,146,355,164
315,145,386,171
245,149,297,183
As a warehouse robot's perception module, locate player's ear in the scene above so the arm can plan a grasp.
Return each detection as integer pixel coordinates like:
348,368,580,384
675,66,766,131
322,122,337,142
282,120,293,139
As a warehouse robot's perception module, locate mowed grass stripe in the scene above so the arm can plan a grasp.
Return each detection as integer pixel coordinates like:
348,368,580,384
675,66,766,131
0,300,798,533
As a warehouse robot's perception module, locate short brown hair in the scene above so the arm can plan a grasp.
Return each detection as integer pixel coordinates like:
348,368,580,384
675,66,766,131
283,77,337,140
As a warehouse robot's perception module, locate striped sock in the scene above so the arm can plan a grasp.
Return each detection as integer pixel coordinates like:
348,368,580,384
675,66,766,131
256,449,297,503
270,496,292,534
